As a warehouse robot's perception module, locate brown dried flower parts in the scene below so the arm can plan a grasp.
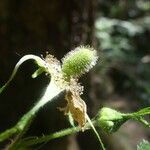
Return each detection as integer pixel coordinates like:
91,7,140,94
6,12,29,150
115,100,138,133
65,90,87,128
45,52,88,128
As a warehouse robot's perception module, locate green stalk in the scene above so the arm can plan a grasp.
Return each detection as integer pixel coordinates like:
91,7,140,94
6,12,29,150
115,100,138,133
19,126,81,147
0,55,64,143
13,121,95,148
86,114,105,150
15,119,105,150
0,55,45,95
0,79,64,143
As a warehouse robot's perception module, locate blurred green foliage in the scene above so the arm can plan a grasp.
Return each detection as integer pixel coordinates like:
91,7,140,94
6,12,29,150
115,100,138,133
95,0,150,105
137,139,150,150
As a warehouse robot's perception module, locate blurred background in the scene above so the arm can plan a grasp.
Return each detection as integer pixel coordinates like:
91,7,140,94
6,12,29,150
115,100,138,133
0,0,149,149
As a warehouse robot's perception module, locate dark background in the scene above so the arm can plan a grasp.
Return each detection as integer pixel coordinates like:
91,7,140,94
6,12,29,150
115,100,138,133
0,0,149,149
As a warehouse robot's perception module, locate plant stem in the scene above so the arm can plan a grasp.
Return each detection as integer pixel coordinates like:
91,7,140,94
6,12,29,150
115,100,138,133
0,79,64,143
0,127,19,142
15,121,94,148
21,126,81,147
86,114,106,150
0,55,45,95
136,117,150,128
125,107,150,118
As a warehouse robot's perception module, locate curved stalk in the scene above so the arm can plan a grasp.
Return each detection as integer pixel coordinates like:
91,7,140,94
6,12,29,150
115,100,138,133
0,55,45,95
0,79,64,143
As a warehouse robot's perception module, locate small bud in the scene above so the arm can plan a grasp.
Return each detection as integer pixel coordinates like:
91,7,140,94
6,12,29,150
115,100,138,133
62,46,98,80
96,107,127,133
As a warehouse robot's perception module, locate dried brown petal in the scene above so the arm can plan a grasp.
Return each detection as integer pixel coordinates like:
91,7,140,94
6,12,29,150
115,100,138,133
65,90,87,127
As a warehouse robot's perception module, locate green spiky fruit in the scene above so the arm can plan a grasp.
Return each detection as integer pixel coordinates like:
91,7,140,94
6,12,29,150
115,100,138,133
62,46,98,79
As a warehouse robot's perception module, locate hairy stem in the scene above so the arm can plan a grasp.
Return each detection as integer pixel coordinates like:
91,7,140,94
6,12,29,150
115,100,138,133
136,117,150,128
20,126,81,147
13,121,95,148
0,55,45,95
0,79,64,143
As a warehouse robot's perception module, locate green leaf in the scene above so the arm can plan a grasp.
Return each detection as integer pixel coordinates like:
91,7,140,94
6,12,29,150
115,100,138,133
137,140,150,150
